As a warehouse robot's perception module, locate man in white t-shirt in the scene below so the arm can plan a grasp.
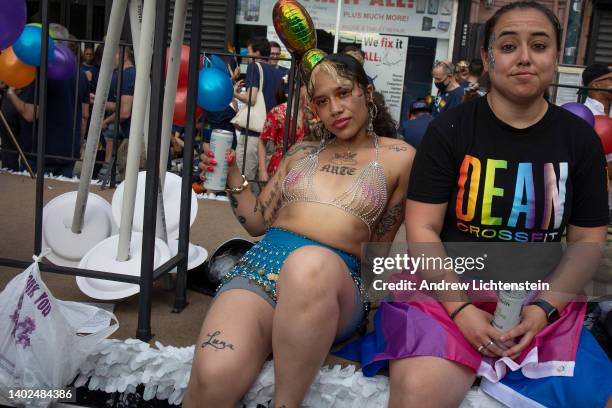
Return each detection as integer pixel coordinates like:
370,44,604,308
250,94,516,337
583,63,611,117
582,63,612,215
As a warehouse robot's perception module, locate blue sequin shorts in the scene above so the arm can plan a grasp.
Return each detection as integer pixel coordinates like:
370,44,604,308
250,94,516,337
216,227,366,306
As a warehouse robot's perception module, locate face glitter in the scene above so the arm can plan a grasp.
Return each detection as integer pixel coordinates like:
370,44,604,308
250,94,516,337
487,33,496,72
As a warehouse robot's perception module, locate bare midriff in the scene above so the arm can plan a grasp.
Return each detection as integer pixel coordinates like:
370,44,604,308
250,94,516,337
272,201,370,257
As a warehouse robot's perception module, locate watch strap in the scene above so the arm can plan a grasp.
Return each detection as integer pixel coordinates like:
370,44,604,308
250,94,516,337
531,299,559,323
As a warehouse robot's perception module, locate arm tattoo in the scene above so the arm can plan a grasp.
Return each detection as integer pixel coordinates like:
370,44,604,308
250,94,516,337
261,174,283,227
229,193,239,213
386,144,408,152
285,143,317,157
201,330,235,351
238,216,247,224
373,201,405,240
254,197,265,215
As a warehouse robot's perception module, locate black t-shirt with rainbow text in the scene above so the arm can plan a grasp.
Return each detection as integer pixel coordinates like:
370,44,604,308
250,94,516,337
408,96,608,244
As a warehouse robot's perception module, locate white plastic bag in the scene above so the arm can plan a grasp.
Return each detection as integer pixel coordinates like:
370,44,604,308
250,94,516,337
0,258,118,406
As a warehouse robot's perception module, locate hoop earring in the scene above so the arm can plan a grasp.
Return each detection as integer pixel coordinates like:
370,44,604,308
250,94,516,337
367,102,378,135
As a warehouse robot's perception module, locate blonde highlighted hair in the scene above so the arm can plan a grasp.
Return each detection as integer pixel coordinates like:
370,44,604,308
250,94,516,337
305,54,397,140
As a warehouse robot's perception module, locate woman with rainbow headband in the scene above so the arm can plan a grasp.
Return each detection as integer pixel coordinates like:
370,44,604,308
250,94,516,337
340,2,612,407
183,54,414,407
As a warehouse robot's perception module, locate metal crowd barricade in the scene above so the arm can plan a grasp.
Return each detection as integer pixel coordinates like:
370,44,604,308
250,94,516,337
0,38,131,189
0,0,209,342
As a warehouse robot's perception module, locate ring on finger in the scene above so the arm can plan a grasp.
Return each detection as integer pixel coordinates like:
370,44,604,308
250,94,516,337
484,340,495,349
477,344,486,352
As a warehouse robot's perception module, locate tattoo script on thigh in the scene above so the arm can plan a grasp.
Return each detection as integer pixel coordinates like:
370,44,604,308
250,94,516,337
201,330,235,351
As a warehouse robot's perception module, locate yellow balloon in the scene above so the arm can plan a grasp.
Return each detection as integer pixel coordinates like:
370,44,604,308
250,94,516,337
273,0,317,56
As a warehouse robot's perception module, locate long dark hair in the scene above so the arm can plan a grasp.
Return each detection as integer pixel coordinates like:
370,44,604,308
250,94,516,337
307,53,397,139
483,1,562,51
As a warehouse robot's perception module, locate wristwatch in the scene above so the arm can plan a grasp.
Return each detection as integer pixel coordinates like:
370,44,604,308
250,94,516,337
530,299,559,324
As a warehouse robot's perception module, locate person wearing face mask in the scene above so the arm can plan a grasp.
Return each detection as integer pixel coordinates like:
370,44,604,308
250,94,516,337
431,60,464,117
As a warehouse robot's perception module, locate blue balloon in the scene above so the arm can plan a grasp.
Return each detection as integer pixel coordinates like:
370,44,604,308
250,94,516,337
198,67,234,112
210,55,228,72
13,25,55,67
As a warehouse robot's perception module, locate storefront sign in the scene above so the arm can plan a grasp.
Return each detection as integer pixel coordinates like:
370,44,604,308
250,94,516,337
362,33,408,123
237,0,453,39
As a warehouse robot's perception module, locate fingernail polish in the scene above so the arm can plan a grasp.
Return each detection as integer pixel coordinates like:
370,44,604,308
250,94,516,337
207,151,214,158
210,160,217,165
207,166,214,172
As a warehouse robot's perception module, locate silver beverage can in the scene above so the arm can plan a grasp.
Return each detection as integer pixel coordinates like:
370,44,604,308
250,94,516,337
204,129,234,192
492,290,529,332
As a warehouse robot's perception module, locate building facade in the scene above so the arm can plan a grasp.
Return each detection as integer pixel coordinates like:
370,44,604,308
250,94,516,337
453,0,612,66
25,0,609,120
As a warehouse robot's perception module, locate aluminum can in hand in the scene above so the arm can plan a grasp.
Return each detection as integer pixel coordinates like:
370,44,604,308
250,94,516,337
204,129,234,191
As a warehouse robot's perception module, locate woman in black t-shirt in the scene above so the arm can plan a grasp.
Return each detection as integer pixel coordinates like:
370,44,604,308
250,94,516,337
343,2,612,407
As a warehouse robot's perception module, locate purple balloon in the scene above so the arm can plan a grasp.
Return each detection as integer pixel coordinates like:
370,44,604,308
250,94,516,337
48,44,76,81
0,0,27,50
561,102,595,127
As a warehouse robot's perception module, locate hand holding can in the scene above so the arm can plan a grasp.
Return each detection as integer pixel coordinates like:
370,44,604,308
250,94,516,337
198,129,236,191
492,290,529,332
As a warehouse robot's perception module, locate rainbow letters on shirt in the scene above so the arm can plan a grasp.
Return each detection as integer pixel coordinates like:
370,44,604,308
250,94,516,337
455,155,567,242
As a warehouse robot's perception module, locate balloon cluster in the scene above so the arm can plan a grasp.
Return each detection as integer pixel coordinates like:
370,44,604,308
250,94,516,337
272,0,325,76
0,1,77,88
168,45,234,126
561,102,612,155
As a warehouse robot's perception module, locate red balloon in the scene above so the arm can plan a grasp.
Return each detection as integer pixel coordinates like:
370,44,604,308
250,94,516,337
594,115,612,155
173,87,203,127
166,45,203,89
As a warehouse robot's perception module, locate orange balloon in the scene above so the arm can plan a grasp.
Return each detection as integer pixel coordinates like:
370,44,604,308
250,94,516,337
0,47,36,88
